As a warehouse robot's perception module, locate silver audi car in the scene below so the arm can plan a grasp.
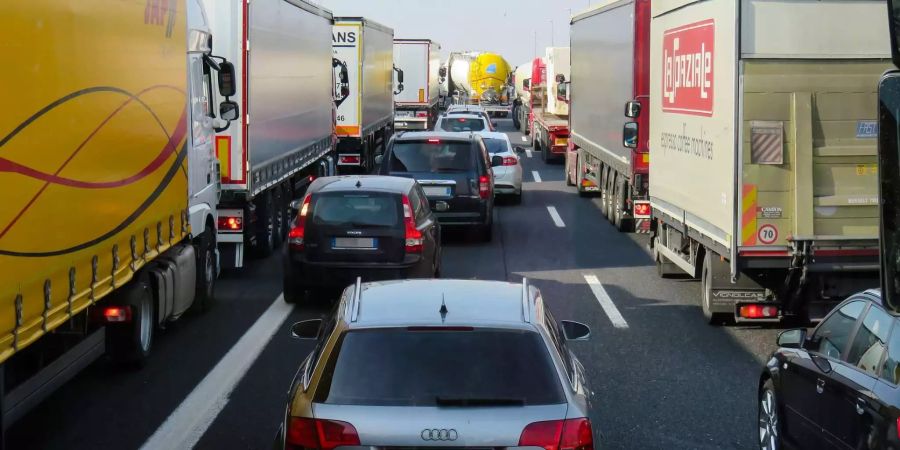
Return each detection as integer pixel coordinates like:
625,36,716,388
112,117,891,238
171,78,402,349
275,278,596,450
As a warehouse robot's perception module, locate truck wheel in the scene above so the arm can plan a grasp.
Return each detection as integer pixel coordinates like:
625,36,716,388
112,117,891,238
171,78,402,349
272,186,285,248
109,275,155,366
254,191,276,257
598,169,609,216
193,226,216,312
280,183,292,238
701,251,726,325
613,179,631,232
604,174,615,222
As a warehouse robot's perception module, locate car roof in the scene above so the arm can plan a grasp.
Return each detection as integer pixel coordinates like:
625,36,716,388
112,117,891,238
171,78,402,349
345,279,532,328
478,131,510,141
394,131,478,142
310,175,416,194
447,105,485,112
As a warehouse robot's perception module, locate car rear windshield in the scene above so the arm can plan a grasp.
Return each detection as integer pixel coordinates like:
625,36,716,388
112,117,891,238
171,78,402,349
311,193,400,228
314,328,566,406
483,138,509,154
390,141,472,173
440,117,485,132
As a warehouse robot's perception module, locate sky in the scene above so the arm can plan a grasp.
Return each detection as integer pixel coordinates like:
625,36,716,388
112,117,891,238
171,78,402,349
313,0,596,67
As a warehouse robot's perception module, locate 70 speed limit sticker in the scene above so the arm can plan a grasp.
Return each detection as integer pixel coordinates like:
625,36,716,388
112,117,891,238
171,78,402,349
758,224,778,245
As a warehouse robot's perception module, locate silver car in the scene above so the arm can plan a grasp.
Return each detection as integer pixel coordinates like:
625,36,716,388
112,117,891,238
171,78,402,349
480,131,524,203
276,278,596,450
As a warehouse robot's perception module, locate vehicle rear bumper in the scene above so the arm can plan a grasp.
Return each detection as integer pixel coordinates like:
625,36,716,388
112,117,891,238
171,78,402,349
285,255,427,289
433,206,489,227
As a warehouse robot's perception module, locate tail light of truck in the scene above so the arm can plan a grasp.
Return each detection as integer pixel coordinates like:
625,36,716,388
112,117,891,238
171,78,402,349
739,304,778,319
338,154,361,165
519,418,594,450
633,202,651,218
401,195,424,253
101,306,132,323
502,156,518,166
288,195,311,251
479,175,491,199
415,111,428,118
217,216,243,232
286,417,360,450
553,136,569,147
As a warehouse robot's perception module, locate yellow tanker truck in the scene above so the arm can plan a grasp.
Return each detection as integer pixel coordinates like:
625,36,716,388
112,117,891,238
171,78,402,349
444,51,512,116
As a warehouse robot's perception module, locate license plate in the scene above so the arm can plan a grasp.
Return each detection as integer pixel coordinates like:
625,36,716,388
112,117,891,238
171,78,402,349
554,137,568,146
332,237,377,249
423,186,452,197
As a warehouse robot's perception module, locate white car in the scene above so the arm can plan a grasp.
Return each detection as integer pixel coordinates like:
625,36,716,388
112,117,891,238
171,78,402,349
480,131,523,203
434,113,492,133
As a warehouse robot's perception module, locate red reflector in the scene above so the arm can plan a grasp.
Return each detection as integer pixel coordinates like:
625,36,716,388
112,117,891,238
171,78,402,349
415,111,428,118
286,417,360,450
739,304,778,319
339,155,361,165
519,418,594,450
633,202,651,217
402,195,423,253
217,216,243,231
427,138,441,143
288,195,312,251
502,156,518,166
103,306,132,323
479,175,491,199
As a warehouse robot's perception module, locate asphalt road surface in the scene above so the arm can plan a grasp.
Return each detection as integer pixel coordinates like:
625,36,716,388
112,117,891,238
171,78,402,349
7,119,781,450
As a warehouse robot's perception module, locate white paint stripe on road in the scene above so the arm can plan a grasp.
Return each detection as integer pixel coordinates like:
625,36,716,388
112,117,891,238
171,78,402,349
525,149,533,158
583,274,629,329
532,171,542,182
547,206,565,228
141,296,294,450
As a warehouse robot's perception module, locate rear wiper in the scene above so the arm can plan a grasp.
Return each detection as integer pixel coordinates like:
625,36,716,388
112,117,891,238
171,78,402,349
432,168,465,173
435,396,525,407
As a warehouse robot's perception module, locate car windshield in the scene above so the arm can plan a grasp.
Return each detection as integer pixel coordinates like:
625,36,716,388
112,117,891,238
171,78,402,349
440,117,485,132
483,138,509,154
389,141,472,172
315,329,565,406
311,193,399,228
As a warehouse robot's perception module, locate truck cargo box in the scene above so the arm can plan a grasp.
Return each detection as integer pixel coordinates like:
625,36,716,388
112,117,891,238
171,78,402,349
393,39,441,107
334,17,395,139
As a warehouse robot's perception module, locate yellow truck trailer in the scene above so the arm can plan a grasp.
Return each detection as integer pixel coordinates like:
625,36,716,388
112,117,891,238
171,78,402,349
649,0,890,323
0,0,237,433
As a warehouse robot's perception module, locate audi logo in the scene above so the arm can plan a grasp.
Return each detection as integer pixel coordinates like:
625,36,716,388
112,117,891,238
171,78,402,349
421,428,458,441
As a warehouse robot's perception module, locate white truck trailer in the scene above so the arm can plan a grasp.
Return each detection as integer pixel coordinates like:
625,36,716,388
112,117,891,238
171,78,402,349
393,39,442,131
649,0,889,323
204,0,338,267
333,17,396,173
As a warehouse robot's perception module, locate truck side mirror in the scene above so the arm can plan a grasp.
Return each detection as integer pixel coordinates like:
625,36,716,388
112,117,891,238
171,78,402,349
557,82,569,103
439,67,447,78
218,61,236,97
623,122,638,149
220,101,239,122
555,74,566,83
523,79,531,90
625,100,641,118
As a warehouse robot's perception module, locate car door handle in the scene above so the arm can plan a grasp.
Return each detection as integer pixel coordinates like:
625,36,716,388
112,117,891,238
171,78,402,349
816,378,825,394
856,398,867,415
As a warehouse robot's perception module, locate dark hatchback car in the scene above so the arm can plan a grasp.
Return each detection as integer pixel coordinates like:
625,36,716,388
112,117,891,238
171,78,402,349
377,132,495,241
282,176,441,303
758,289,900,450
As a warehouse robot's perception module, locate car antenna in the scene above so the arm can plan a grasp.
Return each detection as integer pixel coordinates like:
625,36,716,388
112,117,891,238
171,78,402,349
439,295,448,323
355,179,362,188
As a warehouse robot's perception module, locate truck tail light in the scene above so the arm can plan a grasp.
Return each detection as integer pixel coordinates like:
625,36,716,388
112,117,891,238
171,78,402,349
288,195,311,251
402,195,423,253
416,111,428,118
217,215,243,232
519,418,594,450
739,304,778,319
479,175,491,199
286,417,360,450
338,154,361,165
633,202,651,218
502,156,518,166
102,306,132,323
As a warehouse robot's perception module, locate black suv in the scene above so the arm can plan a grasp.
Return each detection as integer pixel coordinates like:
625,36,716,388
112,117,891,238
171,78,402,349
282,176,441,303
758,289,900,450
377,132,496,241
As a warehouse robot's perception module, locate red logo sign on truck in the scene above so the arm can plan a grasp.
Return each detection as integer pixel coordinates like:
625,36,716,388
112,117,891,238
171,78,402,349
662,19,715,116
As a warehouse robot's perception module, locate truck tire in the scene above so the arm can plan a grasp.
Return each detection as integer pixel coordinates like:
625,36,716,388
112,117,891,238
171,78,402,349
109,274,155,366
598,168,609,216
272,185,285,248
604,173,615,222
701,251,727,325
280,182,292,238
193,226,216,312
613,179,631,232
254,191,276,257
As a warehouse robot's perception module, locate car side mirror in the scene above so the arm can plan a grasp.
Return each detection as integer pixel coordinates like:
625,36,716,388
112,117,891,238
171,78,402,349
289,198,304,214
776,328,807,349
491,155,503,167
291,319,323,339
220,101,239,122
375,154,384,165
561,320,591,341
624,100,641,118
217,61,237,97
623,122,638,149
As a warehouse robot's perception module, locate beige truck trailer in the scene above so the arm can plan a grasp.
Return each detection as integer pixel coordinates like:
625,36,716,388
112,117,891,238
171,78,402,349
649,0,890,323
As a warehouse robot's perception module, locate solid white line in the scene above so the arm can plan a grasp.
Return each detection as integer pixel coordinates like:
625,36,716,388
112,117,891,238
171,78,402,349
583,274,629,329
141,296,294,450
525,149,533,158
547,206,565,228
532,171,542,182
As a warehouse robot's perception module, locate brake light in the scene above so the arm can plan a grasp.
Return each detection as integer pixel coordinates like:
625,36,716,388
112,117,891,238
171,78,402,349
427,139,441,144
519,418,593,450
479,175,491,199
102,306,132,323
633,202,651,217
739,304,778,319
217,216,243,232
286,417,360,450
288,195,312,251
458,118,467,122
416,111,428,118
502,156,518,166
402,195,423,253
338,154,361,165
